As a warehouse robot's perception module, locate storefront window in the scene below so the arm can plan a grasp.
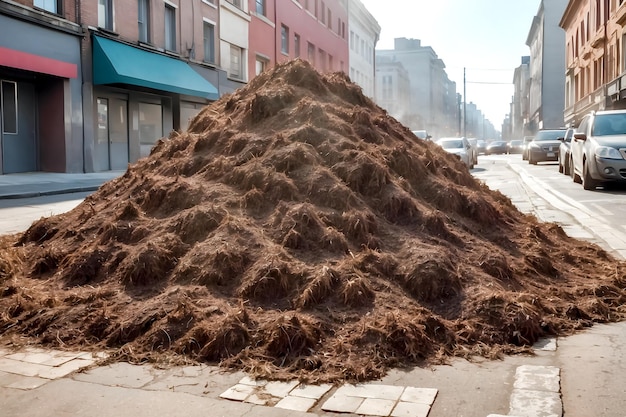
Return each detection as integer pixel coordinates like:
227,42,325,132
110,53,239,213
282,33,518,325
2,81,18,135
138,102,163,158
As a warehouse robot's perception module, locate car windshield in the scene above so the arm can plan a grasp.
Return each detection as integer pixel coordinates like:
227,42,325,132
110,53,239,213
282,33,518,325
591,114,626,136
490,141,505,146
534,130,566,141
438,139,464,149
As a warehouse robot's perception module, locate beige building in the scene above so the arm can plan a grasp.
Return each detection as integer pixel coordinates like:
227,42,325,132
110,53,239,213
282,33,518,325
560,0,626,125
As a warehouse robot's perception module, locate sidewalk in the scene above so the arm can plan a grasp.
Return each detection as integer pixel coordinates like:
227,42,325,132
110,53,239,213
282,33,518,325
0,171,124,199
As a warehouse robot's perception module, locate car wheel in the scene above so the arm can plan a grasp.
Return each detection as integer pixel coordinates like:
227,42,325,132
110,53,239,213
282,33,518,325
571,155,581,183
582,161,598,191
563,154,570,176
558,159,563,173
529,154,537,165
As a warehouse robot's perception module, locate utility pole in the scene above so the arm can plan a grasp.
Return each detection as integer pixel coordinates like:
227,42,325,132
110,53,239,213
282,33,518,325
463,67,467,138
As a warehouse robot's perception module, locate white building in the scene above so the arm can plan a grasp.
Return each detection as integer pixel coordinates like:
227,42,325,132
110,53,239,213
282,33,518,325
348,0,380,98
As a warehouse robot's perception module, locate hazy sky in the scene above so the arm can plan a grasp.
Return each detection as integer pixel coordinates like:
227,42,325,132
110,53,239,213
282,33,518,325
359,0,542,129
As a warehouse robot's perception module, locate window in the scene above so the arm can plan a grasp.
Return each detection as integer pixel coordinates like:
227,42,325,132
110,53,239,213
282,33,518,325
382,75,393,100
255,57,267,76
307,42,315,65
320,2,325,23
165,4,176,51
226,0,242,8
138,0,150,43
98,0,113,30
281,25,289,54
229,44,243,80
294,34,301,57
255,0,265,15
1,81,17,135
203,21,215,63
34,0,61,14
327,9,332,29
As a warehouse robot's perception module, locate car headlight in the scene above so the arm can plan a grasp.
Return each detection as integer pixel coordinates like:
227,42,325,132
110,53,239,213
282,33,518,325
595,146,623,159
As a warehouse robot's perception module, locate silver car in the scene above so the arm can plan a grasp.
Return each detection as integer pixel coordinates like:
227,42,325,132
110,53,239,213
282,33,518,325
570,110,626,190
436,137,474,169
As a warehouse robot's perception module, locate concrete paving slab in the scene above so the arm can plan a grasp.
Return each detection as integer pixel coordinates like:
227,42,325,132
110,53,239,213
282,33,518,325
355,397,397,416
275,395,317,412
0,357,49,377
399,387,438,405
289,383,333,399
514,365,560,393
219,383,257,401
72,362,156,388
245,392,271,406
238,375,268,386
335,383,405,400
263,380,300,398
5,375,50,390
391,401,432,417
533,338,557,352
37,358,94,380
321,392,364,413
509,388,562,417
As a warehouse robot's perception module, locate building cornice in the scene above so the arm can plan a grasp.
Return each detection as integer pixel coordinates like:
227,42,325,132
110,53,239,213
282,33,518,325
0,0,83,37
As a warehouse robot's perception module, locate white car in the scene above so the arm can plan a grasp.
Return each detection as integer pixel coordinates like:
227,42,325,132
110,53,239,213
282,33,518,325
436,137,474,169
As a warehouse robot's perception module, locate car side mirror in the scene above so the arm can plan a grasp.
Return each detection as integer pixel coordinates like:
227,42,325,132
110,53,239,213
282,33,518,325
557,137,564,141
573,133,587,141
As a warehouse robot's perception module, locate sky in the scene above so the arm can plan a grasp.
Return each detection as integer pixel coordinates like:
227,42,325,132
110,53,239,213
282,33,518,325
359,0,542,129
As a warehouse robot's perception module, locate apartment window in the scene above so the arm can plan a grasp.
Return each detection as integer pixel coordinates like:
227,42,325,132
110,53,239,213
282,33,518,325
34,0,61,14
226,0,242,8
98,0,113,30
138,0,150,43
307,42,315,65
350,31,354,50
1,81,17,135
229,44,243,80
281,25,289,54
203,21,215,63
319,49,326,71
255,0,265,15
320,1,326,23
382,75,392,100
255,57,268,76
327,9,332,30
294,34,301,57
165,4,176,51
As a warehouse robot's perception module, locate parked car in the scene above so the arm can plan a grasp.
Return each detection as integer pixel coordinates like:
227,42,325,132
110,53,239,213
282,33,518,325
570,110,626,190
476,139,487,155
507,140,524,154
467,138,479,166
527,129,566,165
521,136,534,160
558,127,575,175
485,141,508,155
436,137,474,169
412,130,432,141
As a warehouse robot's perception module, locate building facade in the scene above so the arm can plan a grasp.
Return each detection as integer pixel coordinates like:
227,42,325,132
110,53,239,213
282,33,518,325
374,57,410,123
511,55,531,138
559,0,626,126
375,38,458,138
347,0,379,98
526,0,568,132
0,0,360,175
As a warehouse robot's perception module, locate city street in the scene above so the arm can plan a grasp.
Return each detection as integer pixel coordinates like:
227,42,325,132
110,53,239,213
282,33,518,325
2,156,626,416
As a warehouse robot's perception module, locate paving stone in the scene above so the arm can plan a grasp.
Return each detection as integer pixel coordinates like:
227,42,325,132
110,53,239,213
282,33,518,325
514,365,560,393
238,375,268,386
6,351,56,365
356,397,397,416
509,388,562,417
219,383,257,401
321,392,364,413
399,387,438,405
5,375,50,390
244,392,271,406
289,383,333,399
391,401,432,417
37,358,94,380
71,362,155,388
0,357,49,377
263,380,300,398
274,395,317,412
533,337,557,352
335,383,404,400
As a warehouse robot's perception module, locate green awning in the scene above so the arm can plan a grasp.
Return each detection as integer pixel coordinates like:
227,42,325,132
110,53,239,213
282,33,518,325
92,35,218,100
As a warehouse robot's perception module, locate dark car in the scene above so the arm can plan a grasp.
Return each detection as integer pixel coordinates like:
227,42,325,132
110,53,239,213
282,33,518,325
570,110,626,190
521,136,534,160
485,141,508,155
558,128,575,175
508,140,523,154
527,129,566,165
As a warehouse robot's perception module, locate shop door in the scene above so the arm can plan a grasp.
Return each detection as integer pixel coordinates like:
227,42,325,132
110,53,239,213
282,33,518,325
96,97,129,171
1,80,37,173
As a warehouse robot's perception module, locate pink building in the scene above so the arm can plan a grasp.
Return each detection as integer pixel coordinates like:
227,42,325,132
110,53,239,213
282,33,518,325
248,0,348,80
